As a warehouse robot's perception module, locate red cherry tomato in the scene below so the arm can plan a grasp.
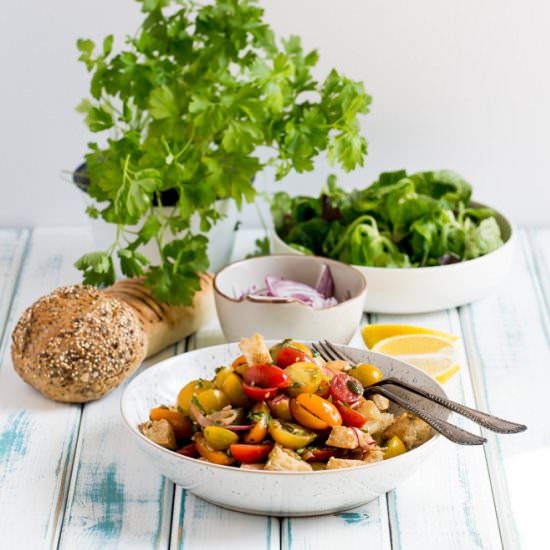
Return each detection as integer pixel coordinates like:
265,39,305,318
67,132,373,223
276,347,315,368
334,401,368,428
176,443,198,458
329,373,364,404
242,382,280,401
244,364,290,389
301,447,338,463
230,443,273,463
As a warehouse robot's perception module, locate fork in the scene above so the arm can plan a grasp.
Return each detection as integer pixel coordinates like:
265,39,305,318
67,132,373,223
313,340,526,445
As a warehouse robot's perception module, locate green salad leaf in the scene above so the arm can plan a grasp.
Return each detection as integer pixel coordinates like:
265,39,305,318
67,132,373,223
272,170,504,268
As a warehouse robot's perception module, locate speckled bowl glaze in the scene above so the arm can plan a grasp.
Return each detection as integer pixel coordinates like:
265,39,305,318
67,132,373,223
121,342,450,516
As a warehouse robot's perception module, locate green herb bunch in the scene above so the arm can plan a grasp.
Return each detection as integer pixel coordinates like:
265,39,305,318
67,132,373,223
75,0,371,305
272,170,504,267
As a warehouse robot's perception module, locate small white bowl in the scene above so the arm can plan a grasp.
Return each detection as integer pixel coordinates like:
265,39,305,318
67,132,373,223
121,341,448,516
271,201,516,314
213,255,367,344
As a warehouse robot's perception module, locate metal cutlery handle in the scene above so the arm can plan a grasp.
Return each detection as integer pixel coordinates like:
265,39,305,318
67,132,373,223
379,378,527,434
368,386,487,446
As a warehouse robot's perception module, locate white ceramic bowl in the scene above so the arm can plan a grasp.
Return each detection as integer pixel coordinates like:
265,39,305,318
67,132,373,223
213,255,367,344
271,202,516,314
121,341,449,516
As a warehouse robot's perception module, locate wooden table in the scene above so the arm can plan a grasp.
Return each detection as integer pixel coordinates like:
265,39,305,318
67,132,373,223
0,227,546,550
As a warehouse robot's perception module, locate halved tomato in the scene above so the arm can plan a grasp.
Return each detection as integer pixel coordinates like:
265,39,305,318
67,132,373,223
275,346,315,368
301,447,337,463
334,401,368,428
242,382,279,402
230,443,273,463
330,373,364,404
244,364,290,389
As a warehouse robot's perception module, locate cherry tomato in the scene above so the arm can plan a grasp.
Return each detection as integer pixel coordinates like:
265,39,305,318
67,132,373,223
290,398,329,430
275,347,315,368
268,394,293,421
231,355,249,376
195,389,230,413
349,363,383,387
268,419,316,449
177,379,214,416
194,433,235,465
316,379,331,398
244,364,290,389
243,402,270,444
176,443,198,458
203,426,239,450
214,366,233,389
221,372,250,407
229,444,273,463
285,362,327,397
242,382,279,401
384,436,407,459
329,373,364,404
301,447,337,463
295,393,342,427
334,401,368,428
150,408,194,439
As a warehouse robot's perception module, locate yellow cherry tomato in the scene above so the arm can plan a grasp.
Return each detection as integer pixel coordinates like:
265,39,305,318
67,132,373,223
295,393,342,427
195,389,230,413
384,436,407,459
285,362,327,397
214,366,233,390
203,426,239,451
194,433,235,465
268,395,293,421
221,372,250,407
243,402,270,444
268,419,316,449
288,341,312,356
177,379,214,416
349,364,383,387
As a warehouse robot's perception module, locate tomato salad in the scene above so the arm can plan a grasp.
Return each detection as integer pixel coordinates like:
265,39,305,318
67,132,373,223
139,334,432,471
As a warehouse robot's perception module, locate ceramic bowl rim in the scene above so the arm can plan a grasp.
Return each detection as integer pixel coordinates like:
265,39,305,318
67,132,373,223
120,341,445,476
271,200,516,274
213,254,367,309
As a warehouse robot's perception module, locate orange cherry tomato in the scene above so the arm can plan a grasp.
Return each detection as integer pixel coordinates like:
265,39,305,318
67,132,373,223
243,402,270,444
230,444,273,463
194,433,235,466
295,393,342,427
290,398,329,430
334,401,368,428
231,355,249,376
150,408,193,439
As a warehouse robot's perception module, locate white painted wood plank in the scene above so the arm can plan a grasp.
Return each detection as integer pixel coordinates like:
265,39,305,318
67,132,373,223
0,227,91,549
0,229,29,341
170,228,280,550
460,228,550,550
58,344,181,550
370,309,502,550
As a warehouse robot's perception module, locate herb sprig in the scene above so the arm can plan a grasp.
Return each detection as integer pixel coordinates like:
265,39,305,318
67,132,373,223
75,0,371,305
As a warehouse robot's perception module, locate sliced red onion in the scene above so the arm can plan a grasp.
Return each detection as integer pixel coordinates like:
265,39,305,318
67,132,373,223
189,401,215,428
270,393,287,405
352,427,373,450
224,424,253,432
315,264,334,298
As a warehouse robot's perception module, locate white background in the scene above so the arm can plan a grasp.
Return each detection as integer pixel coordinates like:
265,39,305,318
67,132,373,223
1,0,549,228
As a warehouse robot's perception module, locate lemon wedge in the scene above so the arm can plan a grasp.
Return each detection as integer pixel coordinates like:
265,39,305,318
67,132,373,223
372,334,461,383
361,324,459,349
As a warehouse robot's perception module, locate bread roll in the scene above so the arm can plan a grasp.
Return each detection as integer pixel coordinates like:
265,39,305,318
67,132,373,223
11,274,214,403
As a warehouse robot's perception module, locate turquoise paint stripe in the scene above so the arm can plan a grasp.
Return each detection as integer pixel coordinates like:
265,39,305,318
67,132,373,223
266,516,272,549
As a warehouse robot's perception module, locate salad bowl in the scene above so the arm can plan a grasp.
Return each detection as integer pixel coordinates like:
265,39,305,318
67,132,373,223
272,202,515,314
121,341,449,516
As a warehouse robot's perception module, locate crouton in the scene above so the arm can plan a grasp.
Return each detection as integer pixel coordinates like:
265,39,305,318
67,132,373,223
324,360,349,375
370,394,390,411
239,333,272,366
363,446,384,464
326,426,359,449
355,398,394,435
383,413,432,450
264,444,312,472
139,419,177,450
240,463,265,470
326,457,365,470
